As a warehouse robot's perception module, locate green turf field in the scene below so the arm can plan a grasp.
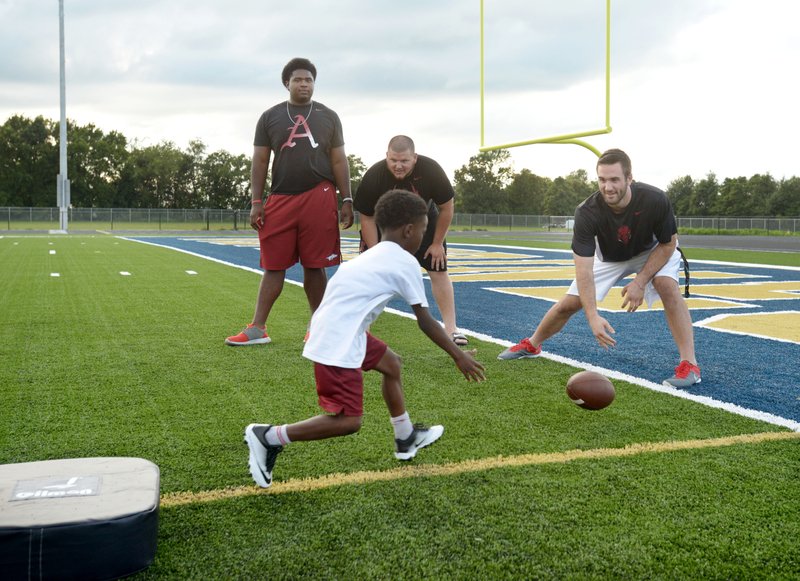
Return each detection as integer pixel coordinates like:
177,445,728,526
1,235,798,579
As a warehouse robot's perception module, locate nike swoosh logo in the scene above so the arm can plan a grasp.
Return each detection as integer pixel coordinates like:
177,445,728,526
323,187,330,192
44,477,79,489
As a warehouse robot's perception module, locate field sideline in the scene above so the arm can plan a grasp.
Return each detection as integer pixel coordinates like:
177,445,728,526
1,234,799,579
129,232,800,429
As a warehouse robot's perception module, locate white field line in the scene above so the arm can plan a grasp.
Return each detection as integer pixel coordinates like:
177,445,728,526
120,236,800,433
387,308,800,432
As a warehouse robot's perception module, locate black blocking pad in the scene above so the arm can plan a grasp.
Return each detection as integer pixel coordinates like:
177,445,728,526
0,457,160,580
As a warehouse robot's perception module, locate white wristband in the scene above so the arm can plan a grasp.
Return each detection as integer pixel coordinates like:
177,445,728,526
341,197,353,203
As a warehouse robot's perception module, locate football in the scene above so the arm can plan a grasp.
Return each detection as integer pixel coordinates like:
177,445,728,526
566,370,615,410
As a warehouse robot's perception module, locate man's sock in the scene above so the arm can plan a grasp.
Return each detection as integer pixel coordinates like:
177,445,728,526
265,424,291,447
391,412,414,441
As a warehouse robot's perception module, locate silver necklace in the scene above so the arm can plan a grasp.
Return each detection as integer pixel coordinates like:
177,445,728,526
287,100,313,123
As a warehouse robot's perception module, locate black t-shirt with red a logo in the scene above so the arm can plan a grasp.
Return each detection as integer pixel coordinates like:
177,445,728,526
571,182,677,262
254,100,344,195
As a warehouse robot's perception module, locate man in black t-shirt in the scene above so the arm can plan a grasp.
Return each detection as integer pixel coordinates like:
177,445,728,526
225,57,354,347
498,149,701,388
355,136,468,346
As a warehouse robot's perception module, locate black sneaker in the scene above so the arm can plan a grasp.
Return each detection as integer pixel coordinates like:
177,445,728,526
244,423,283,488
395,424,444,461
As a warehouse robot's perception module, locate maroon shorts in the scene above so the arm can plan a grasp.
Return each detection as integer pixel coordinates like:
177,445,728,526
313,333,388,417
259,181,341,270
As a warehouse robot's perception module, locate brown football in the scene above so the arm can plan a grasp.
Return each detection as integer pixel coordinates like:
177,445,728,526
566,370,615,410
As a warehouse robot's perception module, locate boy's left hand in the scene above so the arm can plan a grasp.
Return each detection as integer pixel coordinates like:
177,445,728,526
456,349,486,382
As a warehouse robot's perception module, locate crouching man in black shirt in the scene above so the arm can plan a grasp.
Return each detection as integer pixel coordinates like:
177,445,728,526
498,149,701,388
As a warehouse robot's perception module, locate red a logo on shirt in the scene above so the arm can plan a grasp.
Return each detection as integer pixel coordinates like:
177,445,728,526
281,114,319,150
617,225,632,245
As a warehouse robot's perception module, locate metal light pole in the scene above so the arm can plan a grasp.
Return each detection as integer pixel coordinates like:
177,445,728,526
56,0,70,231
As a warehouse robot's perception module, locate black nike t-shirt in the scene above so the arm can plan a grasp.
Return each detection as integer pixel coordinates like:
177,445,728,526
355,154,454,241
571,182,677,262
355,155,454,216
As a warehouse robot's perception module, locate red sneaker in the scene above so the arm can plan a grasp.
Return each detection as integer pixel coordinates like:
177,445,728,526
497,338,542,360
225,324,271,346
663,360,701,387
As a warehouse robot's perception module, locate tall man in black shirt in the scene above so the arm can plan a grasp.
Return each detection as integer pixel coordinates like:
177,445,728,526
225,57,354,347
498,149,701,388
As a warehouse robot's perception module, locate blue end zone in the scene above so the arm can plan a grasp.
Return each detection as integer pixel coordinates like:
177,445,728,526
126,235,800,429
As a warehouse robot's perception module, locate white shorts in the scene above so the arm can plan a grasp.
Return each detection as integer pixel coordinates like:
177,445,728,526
567,247,682,308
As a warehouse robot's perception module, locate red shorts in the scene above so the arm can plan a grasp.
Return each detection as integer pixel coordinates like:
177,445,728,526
313,333,388,417
259,181,341,270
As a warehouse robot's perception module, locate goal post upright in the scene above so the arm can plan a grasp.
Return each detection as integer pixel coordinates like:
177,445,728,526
479,0,612,158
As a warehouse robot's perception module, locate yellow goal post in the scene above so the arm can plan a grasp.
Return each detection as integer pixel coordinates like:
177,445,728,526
480,0,612,157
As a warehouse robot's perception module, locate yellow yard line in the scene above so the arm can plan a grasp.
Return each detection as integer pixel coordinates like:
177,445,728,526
161,431,799,508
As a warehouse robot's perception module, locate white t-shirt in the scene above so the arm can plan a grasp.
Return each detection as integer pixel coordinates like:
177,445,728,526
303,241,428,368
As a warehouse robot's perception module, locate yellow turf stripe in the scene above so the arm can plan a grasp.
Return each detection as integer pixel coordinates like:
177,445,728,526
160,431,799,508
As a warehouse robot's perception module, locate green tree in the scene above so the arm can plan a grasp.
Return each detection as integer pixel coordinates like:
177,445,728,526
713,176,745,216
666,175,694,216
63,122,128,208
184,140,207,208
199,150,250,209
768,177,800,217
453,149,513,213
506,169,551,215
120,142,190,208
543,170,594,215
745,173,775,216
689,173,719,216
0,115,57,206
713,174,774,216
8,113,798,215
348,154,367,195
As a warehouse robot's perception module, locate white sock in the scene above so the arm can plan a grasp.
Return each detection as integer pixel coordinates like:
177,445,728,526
266,424,291,446
391,412,413,441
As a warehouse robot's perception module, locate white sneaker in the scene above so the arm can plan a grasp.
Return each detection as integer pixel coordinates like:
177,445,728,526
244,424,282,488
394,424,444,461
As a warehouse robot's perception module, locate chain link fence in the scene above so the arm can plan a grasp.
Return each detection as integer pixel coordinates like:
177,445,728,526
675,216,800,234
0,207,247,231
1,207,798,234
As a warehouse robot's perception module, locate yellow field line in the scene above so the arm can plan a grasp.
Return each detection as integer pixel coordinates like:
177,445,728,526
161,431,799,508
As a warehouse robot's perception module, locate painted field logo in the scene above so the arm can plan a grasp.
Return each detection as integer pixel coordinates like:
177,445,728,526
10,475,101,501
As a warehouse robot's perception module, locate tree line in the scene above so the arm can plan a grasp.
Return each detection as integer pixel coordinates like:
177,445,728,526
454,149,800,217
2,115,799,216
0,115,251,209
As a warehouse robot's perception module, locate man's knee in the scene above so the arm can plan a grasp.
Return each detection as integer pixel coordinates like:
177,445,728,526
653,276,680,300
342,415,363,435
427,270,450,283
555,294,583,316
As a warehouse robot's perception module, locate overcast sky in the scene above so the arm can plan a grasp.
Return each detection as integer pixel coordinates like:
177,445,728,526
1,0,799,189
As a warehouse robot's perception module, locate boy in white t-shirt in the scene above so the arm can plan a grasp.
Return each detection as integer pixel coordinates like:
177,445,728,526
245,189,486,488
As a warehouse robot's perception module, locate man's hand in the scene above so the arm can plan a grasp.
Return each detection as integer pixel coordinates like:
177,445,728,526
340,202,354,229
621,279,645,312
424,242,447,271
588,314,616,349
249,202,265,231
